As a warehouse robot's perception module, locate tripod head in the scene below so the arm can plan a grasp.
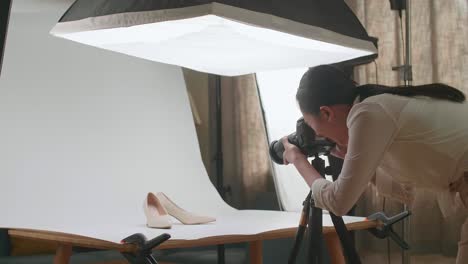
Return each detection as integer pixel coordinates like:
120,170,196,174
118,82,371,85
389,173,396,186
310,153,343,180
311,154,327,177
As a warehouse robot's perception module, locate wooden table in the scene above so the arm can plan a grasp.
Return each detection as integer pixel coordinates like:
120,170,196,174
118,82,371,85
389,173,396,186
8,220,377,264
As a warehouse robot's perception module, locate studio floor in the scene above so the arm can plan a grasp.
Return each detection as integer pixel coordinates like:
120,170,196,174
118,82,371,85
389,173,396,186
360,251,456,264
0,243,458,264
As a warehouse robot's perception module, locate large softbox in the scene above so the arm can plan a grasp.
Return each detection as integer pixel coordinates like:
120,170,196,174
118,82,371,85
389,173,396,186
51,0,377,76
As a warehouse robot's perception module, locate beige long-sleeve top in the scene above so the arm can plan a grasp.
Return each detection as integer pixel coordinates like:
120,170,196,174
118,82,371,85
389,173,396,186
311,93,468,217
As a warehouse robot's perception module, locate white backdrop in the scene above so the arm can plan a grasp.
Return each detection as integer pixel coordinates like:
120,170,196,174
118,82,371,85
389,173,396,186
0,3,234,242
257,69,331,212
257,69,309,212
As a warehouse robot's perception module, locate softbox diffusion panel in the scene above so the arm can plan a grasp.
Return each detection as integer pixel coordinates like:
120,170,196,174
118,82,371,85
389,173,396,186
50,0,377,76
0,0,12,77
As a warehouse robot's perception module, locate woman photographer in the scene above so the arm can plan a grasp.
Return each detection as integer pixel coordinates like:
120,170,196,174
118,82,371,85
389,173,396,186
282,65,468,262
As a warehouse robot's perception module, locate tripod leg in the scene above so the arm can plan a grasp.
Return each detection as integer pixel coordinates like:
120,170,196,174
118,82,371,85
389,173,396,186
288,203,310,264
147,255,159,264
289,192,312,264
288,219,308,263
330,213,361,264
308,206,323,264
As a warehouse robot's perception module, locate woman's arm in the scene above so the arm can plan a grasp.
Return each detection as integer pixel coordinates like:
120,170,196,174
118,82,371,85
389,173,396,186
290,157,322,187
288,103,398,216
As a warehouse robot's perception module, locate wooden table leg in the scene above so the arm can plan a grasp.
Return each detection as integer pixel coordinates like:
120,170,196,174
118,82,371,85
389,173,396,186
249,240,262,264
324,232,345,264
53,244,72,264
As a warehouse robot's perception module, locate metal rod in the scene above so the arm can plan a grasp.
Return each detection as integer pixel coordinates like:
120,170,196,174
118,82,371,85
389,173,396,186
0,229,10,256
215,75,225,199
405,0,412,86
214,75,226,264
217,245,225,264
403,2,412,264
402,204,411,264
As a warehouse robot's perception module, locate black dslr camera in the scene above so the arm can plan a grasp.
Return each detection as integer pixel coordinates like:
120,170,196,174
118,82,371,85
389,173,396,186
269,118,335,164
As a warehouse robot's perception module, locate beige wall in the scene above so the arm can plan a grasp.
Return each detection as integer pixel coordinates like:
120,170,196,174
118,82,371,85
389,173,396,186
183,70,277,210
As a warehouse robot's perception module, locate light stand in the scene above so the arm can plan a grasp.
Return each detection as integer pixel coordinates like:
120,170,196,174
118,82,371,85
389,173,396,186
210,74,234,264
214,74,226,264
391,0,413,86
390,1,413,263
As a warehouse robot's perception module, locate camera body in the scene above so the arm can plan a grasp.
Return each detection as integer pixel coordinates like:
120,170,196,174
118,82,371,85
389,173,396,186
269,118,335,164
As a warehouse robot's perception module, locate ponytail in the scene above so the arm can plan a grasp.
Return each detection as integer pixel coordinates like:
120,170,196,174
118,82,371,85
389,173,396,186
357,83,465,103
296,65,466,115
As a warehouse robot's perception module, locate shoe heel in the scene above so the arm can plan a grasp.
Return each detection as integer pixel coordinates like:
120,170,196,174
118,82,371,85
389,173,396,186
144,192,172,229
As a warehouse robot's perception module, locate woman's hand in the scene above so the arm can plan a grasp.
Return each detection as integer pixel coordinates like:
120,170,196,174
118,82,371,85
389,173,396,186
282,137,307,165
282,137,322,187
330,144,347,159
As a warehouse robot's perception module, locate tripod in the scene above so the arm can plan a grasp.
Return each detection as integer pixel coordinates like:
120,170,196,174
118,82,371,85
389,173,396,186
288,154,411,263
288,154,361,264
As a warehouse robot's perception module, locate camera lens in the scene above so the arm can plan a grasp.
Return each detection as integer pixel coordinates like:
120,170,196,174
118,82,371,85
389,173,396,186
269,140,285,165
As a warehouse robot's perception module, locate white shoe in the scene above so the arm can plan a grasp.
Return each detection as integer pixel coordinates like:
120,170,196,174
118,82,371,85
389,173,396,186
144,192,172,229
155,192,216,225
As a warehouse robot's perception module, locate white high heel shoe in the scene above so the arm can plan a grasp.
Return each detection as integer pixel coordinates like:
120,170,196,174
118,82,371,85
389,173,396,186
144,192,172,229
155,192,216,225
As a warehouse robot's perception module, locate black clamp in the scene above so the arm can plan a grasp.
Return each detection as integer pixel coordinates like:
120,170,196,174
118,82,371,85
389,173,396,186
367,211,411,250
121,233,171,264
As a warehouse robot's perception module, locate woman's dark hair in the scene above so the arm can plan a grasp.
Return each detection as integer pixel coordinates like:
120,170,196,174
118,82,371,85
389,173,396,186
296,65,465,114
